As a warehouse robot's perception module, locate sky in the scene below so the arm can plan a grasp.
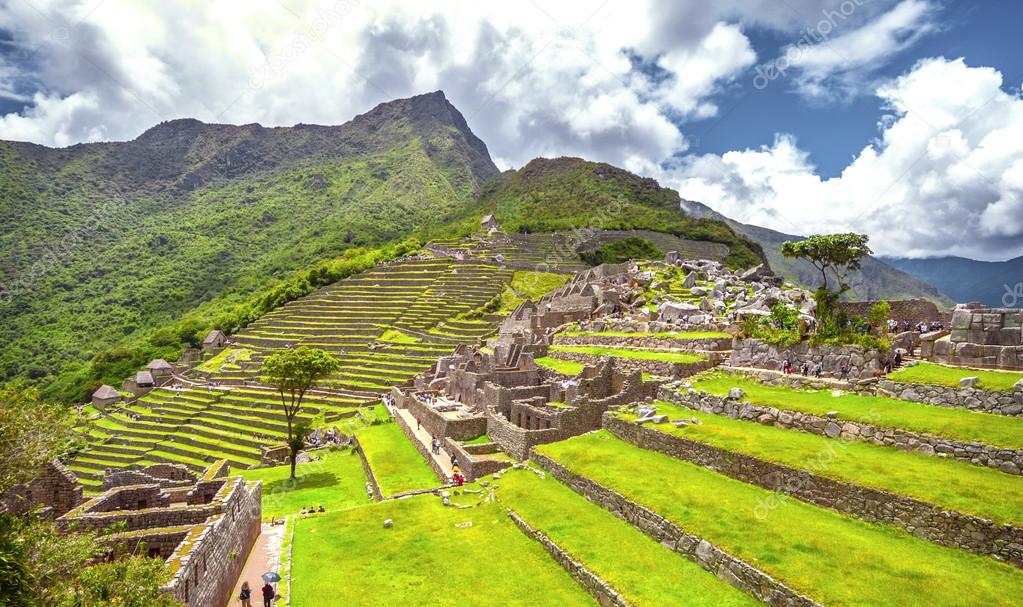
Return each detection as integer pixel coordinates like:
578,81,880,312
0,0,1021,261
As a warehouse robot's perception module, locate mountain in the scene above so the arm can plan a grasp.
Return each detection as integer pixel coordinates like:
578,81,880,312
0,91,497,385
478,157,766,269
881,255,1023,307
679,200,954,307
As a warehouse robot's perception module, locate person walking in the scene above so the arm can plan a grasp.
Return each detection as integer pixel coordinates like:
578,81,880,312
239,582,252,607
261,582,275,607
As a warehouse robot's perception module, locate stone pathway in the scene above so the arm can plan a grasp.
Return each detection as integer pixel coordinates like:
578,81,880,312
225,522,286,607
393,407,455,479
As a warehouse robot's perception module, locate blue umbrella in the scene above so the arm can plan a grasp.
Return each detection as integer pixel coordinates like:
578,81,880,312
261,571,281,583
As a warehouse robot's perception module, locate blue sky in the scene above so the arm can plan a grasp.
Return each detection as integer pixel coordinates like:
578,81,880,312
0,0,1020,260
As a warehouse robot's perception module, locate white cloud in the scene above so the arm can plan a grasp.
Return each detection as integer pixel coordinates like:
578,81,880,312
669,57,1023,260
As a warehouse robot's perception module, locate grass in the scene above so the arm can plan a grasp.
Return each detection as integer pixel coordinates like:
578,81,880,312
195,347,254,373
495,270,570,315
619,402,1023,525
378,329,421,343
462,434,493,446
498,469,759,606
563,330,730,339
239,448,371,520
534,356,584,375
355,422,440,496
550,345,706,364
538,431,1023,607
692,374,1023,450
888,361,1023,392
289,495,594,607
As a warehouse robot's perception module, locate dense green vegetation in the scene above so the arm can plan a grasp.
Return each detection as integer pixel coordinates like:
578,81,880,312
620,402,1023,525
289,496,594,607
579,236,662,266
239,448,370,519
499,470,759,606
888,362,1023,392
550,346,706,364
692,374,1023,449
478,157,765,269
538,431,1023,606
489,270,570,315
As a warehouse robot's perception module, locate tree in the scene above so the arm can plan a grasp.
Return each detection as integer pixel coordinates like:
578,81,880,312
0,385,79,495
262,347,341,479
781,233,872,333
869,301,892,336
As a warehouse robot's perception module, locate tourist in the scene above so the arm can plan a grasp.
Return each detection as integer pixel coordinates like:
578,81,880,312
894,351,903,367
261,582,275,607
814,362,823,378
800,361,809,376
239,582,252,607
782,358,791,375
839,363,849,381
318,505,325,513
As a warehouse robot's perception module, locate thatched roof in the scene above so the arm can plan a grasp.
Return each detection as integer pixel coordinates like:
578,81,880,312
92,384,120,400
203,329,226,345
147,359,173,371
135,371,155,385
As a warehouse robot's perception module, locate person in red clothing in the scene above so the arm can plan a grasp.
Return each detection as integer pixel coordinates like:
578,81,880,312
261,582,275,607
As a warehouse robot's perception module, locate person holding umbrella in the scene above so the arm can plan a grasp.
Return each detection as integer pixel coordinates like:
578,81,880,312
261,572,280,606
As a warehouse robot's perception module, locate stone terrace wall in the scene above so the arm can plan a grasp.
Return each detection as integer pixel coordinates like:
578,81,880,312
605,414,1023,566
878,379,1023,417
551,351,718,379
486,408,562,460
839,299,942,322
443,439,511,482
164,480,262,607
554,334,732,352
530,452,820,607
730,338,888,380
0,460,83,517
392,408,450,484
659,384,1023,475
736,368,875,395
352,435,383,501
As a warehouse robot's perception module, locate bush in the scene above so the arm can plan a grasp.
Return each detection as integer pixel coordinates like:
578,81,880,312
580,236,663,266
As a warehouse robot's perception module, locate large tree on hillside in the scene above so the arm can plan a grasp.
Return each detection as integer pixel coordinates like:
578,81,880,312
262,347,341,479
781,233,872,333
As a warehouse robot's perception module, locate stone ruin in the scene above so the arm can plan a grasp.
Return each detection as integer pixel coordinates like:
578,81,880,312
0,460,83,518
922,303,1023,370
57,459,261,607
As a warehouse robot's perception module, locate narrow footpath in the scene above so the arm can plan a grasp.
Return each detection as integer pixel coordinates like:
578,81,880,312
393,407,455,479
225,522,286,607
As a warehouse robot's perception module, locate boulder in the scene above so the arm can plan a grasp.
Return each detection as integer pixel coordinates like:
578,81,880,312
740,264,772,282
649,414,669,424
727,387,746,400
681,272,697,288
384,518,394,528
959,376,980,388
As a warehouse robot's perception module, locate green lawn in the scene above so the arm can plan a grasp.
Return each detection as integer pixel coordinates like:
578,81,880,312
195,347,254,373
692,374,1023,450
499,470,758,607
355,422,440,496
619,402,1023,525
537,432,1023,607
534,356,585,375
888,362,1023,392
563,330,730,339
495,271,571,315
550,346,706,364
289,496,594,607
239,448,371,519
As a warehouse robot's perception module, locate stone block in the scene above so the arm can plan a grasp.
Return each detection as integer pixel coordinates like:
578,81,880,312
955,342,983,358
959,377,979,388
1000,327,1022,345
950,309,972,330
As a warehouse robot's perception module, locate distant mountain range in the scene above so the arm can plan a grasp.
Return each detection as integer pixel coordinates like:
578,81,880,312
881,256,1023,308
679,200,954,307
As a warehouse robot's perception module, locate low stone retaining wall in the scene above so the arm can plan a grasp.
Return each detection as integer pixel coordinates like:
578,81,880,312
730,338,888,380
530,452,820,607
351,436,382,501
659,385,1023,475
554,334,732,352
443,439,511,482
879,379,1023,417
391,413,448,485
507,510,627,606
550,351,718,379
732,367,875,395
604,414,1023,567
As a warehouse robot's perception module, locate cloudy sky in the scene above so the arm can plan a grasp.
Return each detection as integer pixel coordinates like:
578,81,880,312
1,0,1021,260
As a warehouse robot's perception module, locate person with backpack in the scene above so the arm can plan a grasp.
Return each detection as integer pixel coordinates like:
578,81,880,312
262,582,275,607
239,581,252,607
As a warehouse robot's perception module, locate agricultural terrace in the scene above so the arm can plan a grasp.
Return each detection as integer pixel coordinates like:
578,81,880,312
354,420,440,496
550,345,706,364
289,495,594,607
691,374,1023,450
616,402,1023,525
888,361,1023,392
239,448,371,520
562,330,731,339
536,432,1023,606
533,356,585,375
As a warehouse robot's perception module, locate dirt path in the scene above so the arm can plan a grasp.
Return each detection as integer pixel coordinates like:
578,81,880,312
225,522,286,607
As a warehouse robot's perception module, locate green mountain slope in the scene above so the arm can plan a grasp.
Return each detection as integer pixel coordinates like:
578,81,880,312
478,157,766,269
882,255,1023,307
0,91,497,385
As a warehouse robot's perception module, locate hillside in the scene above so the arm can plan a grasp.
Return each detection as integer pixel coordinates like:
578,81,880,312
882,255,1023,307
478,157,766,268
0,91,497,387
679,200,954,306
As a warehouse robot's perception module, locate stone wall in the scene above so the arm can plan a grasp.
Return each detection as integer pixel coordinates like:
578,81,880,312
443,439,511,482
530,453,820,607
932,305,1023,370
352,435,383,501
838,299,942,323
729,338,888,380
0,460,83,517
163,480,262,607
507,510,627,606
878,379,1023,417
392,407,450,484
734,368,874,394
550,351,718,379
604,414,1023,566
398,391,488,441
660,384,1023,475
554,333,732,352
486,408,562,460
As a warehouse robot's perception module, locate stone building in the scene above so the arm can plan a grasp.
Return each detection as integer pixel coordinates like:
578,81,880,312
91,384,122,408
480,213,499,232
202,330,228,352
147,358,175,378
923,303,1023,370
58,460,261,607
0,460,83,518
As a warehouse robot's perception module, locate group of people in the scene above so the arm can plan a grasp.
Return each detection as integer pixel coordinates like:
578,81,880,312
238,581,276,607
886,318,946,334
299,505,326,516
307,428,344,448
781,358,850,380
